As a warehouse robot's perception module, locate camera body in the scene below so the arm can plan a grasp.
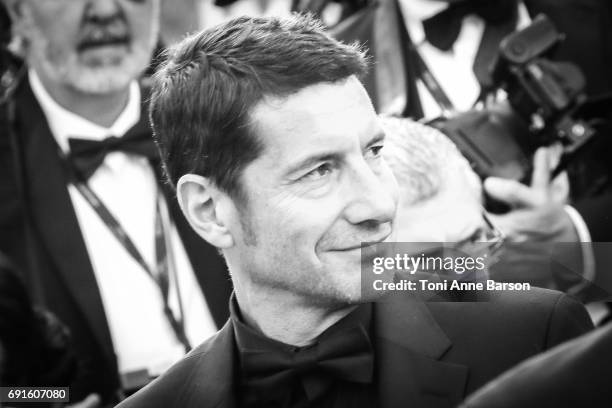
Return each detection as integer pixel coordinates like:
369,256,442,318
429,15,606,197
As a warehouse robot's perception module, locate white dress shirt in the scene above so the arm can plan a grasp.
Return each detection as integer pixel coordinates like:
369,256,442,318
29,70,218,380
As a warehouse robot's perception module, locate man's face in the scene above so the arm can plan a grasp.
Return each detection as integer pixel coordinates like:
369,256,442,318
227,77,398,306
12,0,159,93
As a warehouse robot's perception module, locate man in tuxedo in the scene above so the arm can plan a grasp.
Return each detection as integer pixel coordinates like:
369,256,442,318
462,322,612,407
118,15,592,407
0,0,231,404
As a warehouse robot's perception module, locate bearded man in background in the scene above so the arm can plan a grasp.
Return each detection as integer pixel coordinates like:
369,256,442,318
0,0,231,405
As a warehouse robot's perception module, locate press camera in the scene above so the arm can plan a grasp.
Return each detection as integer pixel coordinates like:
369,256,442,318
429,15,610,204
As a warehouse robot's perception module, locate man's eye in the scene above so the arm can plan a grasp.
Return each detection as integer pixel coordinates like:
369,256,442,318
460,228,486,247
366,145,384,159
302,163,333,181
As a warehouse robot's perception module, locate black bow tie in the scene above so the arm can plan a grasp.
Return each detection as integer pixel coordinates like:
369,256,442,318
422,0,518,51
240,325,374,406
67,130,158,180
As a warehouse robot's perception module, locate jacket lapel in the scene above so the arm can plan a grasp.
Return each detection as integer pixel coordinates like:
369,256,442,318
174,320,237,408
16,79,116,365
374,293,468,408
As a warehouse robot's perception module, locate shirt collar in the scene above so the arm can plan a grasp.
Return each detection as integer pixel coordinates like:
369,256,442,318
28,68,141,154
398,0,452,44
230,294,373,355
399,0,528,46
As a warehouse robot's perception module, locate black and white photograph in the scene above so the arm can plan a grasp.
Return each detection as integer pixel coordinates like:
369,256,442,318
1,0,611,407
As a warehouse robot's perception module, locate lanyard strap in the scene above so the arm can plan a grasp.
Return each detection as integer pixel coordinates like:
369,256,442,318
411,47,457,116
63,154,192,353
393,0,457,117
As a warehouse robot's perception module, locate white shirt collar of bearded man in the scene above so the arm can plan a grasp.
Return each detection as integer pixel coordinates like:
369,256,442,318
28,68,141,155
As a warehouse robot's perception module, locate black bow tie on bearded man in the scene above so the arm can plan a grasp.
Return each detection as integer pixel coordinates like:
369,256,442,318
421,0,518,89
422,0,519,51
236,307,375,407
67,130,159,180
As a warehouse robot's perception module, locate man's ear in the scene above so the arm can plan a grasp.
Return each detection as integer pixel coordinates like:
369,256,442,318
176,174,235,249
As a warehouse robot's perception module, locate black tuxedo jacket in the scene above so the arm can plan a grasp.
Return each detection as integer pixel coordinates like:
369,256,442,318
462,322,612,407
118,288,592,408
0,78,232,404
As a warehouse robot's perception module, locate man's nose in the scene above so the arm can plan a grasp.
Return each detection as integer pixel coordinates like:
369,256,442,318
344,162,397,227
86,0,122,19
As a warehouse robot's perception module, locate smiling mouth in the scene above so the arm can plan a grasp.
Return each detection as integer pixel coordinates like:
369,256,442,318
77,37,130,52
333,236,391,252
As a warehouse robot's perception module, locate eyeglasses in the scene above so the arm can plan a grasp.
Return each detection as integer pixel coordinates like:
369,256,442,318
452,211,505,259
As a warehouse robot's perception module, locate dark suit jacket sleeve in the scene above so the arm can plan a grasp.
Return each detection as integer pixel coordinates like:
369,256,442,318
458,292,595,408
462,323,612,408
116,354,200,408
574,193,612,242
544,293,594,349
572,194,612,302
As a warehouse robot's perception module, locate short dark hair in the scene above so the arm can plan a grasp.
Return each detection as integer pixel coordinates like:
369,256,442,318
149,13,368,197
